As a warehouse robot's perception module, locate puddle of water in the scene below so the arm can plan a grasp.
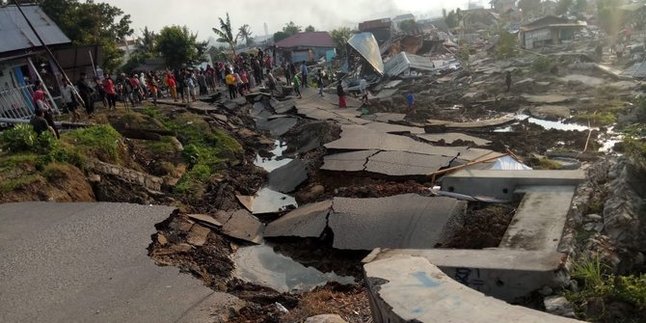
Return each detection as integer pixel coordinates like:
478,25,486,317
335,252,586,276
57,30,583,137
250,187,297,214
254,140,293,172
494,114,596,132
232,244,355,293
599,126,624,152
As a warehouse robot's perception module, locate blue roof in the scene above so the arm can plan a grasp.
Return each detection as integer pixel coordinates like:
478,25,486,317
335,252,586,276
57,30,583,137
0,5,71,54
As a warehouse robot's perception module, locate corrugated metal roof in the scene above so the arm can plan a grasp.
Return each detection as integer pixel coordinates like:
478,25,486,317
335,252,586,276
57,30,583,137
0,5,71,54
275,32,335,49
347,32,384,75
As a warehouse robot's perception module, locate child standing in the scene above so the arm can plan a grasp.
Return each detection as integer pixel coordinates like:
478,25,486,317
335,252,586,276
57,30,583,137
292,73,302,98
406,91,415,113
337,82,346,108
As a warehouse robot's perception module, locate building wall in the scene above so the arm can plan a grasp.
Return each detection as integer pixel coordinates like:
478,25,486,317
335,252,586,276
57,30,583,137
523,28,553,49
286,47,335,63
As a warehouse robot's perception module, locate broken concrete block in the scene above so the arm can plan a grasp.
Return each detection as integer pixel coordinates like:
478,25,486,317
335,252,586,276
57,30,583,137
265,200,332,238
186,224,211,246
157,233,168,246
187,214,223,228
544,296,576,318
267,159,308,193
170,243,193,253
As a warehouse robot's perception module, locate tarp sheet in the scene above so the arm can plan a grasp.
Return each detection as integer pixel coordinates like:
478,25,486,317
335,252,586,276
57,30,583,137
490,155,532,170
347,32,384,75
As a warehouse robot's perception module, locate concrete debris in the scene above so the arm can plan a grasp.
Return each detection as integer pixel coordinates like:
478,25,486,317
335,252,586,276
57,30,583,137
364,150,454,176
237,187,298,214
426,115,516,128
322,150,379,172
544,296,576,318
416,133,491,146
187,214,223,228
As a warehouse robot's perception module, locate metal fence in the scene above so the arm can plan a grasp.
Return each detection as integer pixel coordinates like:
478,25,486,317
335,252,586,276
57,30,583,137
0,85,37,119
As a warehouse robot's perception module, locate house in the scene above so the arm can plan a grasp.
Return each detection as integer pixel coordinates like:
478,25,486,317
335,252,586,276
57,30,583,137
0,4,71,119
519,16,587,49
274,31,336,64
358,18,393,44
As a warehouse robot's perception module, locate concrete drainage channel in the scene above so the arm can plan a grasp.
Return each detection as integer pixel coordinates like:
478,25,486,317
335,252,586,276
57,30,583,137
146,91,589,322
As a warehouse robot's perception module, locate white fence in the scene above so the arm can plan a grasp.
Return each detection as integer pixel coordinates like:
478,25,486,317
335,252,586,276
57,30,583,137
0,85,61,121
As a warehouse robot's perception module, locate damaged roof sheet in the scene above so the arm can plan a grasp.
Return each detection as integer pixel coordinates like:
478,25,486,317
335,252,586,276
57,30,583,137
0,5,71,54
347,32,384,75
384,52,436,77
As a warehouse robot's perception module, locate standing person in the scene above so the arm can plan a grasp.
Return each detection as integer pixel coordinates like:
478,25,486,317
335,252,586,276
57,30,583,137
188,71,197,101
147,73,159,106
76,72,95,117
30,109,54,136
300,62,308,88
505,71,512,92
103,74,117,110
284,62,292,84
165,71,177,102
118,73,134,108
225,70,237,99
406,91,415,114
138,73,148,98
31,80,60,139
317,69,325,97
336,82,346,109
240,69,250,93
292,73,302,98
130,74,143,104
234,69,244,96
197,70,208,96
61,78,80,123
266,72,277,97
359,78,369,104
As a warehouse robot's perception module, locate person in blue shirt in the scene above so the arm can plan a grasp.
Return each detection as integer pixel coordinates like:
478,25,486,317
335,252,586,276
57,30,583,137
406,91,415,113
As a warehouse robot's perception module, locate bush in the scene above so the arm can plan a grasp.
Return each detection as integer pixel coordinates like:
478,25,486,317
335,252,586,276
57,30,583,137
0,124,37,152
62,125,122,163
532,56,552,73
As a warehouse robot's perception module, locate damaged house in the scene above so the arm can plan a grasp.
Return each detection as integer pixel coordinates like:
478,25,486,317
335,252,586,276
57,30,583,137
358,18,393,44
275,31,336,64
519,15,587,49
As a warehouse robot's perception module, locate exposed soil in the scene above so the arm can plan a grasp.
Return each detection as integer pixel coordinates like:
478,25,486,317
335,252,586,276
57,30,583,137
439,202,519,249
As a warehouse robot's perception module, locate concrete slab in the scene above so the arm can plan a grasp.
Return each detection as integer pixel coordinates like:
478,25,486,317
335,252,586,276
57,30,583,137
221,209,264,244
329,194,466,250
499,186,576,251
560,74,605,86
264,200,333,238
366,248,565,302
365,151,454,176
426,115,515,128
257,117,298,137
363,255,581,322
267,159,308,193
0,202,227,323
321,150,378,172
187,213,223,228
363,121,425,134
271,99,297,114
441,169,585,200
186,223,211,246
529,105,571,119
416,133,491,146
522,94,573,104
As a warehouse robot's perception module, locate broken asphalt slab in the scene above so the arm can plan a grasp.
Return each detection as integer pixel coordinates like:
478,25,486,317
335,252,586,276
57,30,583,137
365,150,454,177
267,159,308,193
236,187,298,214
426,115,516,128
322,150,379,172
264,200,333,238
0,202,234,323
416,132,491,146
257,117,299,137
220,209,264,244
522,94,573,104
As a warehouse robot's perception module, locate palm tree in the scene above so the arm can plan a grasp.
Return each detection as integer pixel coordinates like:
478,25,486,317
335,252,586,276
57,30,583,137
212,13,238,58
238,24,253,46
135,26,157,55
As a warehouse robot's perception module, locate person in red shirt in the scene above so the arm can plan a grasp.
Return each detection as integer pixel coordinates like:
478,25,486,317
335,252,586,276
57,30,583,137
165,72,177,102
103,74,117,110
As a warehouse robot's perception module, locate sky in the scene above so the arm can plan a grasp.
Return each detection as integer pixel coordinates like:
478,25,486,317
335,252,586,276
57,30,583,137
103,0,484,42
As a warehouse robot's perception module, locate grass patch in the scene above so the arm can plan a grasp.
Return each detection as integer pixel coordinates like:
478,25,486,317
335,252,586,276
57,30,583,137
42,163,73,181
566,256,646,320
61,125,122,164
144,136,179,155
0,153,38,172
573,111,617,127
0,174,43,193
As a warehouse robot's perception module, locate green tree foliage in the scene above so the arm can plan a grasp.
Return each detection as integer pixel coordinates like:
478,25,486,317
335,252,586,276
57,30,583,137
156,26,203,68
122,27,157,73
330,27,352,57
597,0,624,36
398,19,417,34
518,0,542,16
212,13,238,58
238,24,253,46
556,0,574,15
273,31,289,42
40,0,133,71
282,21,302,35
572,0,588,15
305,25,316,32
445,9,459,28
496,31,518,59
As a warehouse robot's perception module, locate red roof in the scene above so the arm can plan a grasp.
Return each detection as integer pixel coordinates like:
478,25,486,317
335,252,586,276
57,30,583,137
275,32,335,48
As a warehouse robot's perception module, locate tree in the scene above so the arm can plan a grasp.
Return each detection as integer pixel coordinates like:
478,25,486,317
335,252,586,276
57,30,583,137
238,24,253,46
282,21,302,35
330,27,352,57
212,13,238,58
156,25,202,68
399,19,417,34
40,0,133,70
273,31,290,42
135,27,157,55
518,0,542,16
572,0,588,15
496,31,518,59
305,25,316,32
446,10,459,28
556,0,574,15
